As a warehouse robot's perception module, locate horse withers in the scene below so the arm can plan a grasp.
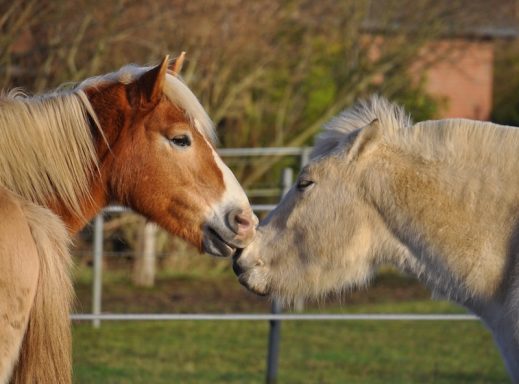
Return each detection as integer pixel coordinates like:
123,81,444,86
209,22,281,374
0,54,256,384
234,96,519,381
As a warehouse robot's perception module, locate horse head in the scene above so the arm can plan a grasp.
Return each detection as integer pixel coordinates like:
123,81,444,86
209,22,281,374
77,55,257,256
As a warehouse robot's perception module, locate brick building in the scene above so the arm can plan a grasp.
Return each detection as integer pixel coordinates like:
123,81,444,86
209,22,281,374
364,0,519,120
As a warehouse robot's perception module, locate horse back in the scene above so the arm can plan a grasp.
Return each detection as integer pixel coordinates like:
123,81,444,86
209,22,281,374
0,188,39,383
0,188,73,384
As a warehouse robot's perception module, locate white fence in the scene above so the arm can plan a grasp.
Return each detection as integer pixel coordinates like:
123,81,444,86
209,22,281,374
71,313,476,321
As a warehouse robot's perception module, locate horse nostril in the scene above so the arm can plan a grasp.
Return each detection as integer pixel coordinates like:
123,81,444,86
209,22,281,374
227,208,252,234
235,213,251,227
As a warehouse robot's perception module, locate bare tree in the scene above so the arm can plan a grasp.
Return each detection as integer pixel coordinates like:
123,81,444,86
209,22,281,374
1,0,478,275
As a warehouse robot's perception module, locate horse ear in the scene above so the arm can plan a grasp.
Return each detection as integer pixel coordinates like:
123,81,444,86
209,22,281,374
136,55,169,107
345,119,380,162
169,52,186,75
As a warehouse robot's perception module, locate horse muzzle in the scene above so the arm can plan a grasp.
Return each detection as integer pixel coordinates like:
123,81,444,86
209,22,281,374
202,208,258,257
232,247,270,296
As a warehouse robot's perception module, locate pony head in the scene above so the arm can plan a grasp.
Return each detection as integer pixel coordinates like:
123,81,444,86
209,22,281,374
79,55,257,256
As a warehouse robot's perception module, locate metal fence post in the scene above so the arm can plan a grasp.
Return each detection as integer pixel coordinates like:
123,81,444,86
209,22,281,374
293,149,311,312
92,213,104,328
266,299,282,384
266,167,293,384
300,146,311,169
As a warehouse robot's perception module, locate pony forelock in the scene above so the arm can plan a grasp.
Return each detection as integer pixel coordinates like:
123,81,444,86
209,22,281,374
163,73,217,144
311,95,412,160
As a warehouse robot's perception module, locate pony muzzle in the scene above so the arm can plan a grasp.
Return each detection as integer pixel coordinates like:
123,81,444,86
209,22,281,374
226,208,258,243
201,208,257,257
232,247,270,296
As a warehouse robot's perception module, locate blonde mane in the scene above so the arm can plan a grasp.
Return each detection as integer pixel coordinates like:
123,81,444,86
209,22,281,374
0,90,98,215
0,63,215,216
313,95,519,169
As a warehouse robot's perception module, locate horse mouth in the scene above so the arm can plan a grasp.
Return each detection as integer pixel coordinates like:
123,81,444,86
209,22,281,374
202,226,236,257
232,252,269,296
236,272,269,297
232,250,245,275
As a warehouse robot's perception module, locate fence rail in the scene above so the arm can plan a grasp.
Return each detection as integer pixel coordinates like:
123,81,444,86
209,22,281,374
103,204,278,214
72,313,478,321
218,147,309,157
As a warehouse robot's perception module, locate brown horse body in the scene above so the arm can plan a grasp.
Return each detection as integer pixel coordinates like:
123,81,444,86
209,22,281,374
0,55,256,383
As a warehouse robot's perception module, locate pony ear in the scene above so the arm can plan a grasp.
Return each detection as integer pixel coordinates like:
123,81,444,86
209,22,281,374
169,52,186,75
345,119,380,162
136,55,169,107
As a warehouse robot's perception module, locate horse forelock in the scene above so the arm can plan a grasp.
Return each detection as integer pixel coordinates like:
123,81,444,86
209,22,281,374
163,74,217,144
0,90,98,217
311,95,412,160
78,65,217,144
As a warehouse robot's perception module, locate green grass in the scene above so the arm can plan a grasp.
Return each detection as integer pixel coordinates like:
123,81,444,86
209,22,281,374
71,266,509,383
72,306,508,383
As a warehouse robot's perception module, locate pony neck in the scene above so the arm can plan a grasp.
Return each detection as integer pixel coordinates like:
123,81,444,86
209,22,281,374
48,98,114,234
48,175,109,235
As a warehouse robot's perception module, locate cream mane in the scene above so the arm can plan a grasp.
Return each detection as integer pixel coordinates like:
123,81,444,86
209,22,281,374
0,64,216,216
0,89,98,215
313,95,519,168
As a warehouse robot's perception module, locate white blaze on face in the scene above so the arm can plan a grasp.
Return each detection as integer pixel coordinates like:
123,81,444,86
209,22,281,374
210,147,251,214
198,126,257,256
193,118,249,214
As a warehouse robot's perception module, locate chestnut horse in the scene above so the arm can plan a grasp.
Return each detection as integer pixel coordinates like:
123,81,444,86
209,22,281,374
0,54,256,383
234,96,519,381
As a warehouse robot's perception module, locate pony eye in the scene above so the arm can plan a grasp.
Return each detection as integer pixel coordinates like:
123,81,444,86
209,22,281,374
170,134,191,147
296,178,314,191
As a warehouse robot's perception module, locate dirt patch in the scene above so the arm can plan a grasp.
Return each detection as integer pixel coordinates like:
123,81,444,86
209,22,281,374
73,268,431,314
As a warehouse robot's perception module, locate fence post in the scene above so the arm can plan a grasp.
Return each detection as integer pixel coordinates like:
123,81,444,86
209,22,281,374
266,167,293,384
294,149,311,312
266,300,282,384
92,213,104,328
300,146,311,170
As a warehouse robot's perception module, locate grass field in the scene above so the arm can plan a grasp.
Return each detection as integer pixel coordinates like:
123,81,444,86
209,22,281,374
71,263,509,383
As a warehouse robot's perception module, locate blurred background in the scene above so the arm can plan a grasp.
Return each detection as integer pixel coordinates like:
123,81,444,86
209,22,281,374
2,0,519,382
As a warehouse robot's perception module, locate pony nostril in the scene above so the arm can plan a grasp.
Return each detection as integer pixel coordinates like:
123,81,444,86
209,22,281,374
227,208,252,234
235,213,251,228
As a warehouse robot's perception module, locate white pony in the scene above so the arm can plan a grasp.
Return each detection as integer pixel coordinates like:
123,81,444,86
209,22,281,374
234,96,519,381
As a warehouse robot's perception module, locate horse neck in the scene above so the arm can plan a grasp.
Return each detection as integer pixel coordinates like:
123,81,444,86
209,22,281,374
55,84,134,234
48,174,108,235
365,145,509,302
45,90,121,234
50,113,117,234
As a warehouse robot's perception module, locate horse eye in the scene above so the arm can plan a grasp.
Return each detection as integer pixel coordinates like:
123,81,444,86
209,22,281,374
170,134,191,147
296,178,314,192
